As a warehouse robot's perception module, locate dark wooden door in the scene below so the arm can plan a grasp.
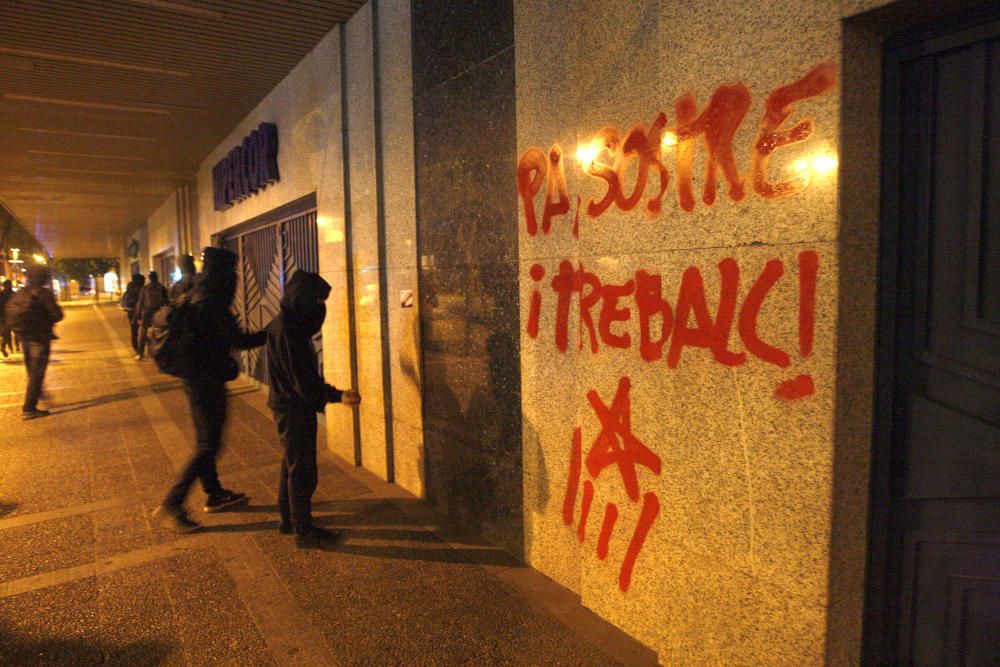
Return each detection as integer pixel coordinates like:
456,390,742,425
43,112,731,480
874,18,1000,666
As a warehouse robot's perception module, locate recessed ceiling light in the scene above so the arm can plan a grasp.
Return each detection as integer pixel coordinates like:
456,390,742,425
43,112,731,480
3,94,170,115
124,0,224,19
27,150,147,161
17,128,157,142
0,47,190,77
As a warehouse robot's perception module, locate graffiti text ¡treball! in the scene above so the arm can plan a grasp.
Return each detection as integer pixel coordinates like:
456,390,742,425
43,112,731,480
527,251,819,401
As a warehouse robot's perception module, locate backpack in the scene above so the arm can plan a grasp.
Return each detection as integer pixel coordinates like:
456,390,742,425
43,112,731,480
147,301,198,377
6,291,51,334
141,284,168,313
120,285,140,310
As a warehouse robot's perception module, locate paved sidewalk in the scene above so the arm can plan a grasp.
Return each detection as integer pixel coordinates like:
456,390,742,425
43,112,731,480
0,303,655,666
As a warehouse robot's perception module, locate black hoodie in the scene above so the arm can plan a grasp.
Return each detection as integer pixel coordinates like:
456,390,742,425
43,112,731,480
265,271,342,412
120,274,144,311
184,247,265,381
170,254,197,303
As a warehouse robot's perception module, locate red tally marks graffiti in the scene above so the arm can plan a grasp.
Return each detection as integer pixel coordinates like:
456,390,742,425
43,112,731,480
527,251,819,401
517,62,837,236
564,377,661,592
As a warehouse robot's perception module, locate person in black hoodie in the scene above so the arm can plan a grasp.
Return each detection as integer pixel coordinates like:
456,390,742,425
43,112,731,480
152,247,266,533
266,270,360,548
5,265,63,419
134,271,169,360
170,254,196,304
0,280,15,357
119,273,145,354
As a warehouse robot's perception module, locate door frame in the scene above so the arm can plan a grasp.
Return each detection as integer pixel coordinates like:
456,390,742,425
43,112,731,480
151,247,176,287
864,9,1000,664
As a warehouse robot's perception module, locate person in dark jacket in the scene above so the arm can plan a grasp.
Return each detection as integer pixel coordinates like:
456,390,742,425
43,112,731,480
170,254,196,304
5,265,63,419
0,280,14,357
266,271,360,548
134,271,169,360
119,273,145,354
152,247,266,533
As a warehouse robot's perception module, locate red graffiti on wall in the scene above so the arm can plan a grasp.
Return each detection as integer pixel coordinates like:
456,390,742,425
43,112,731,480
517,62,837,236
532,64,833,596
564,377,661,592
528,251,819,400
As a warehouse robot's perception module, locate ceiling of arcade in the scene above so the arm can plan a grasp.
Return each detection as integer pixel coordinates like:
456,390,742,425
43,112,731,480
0,0,364,258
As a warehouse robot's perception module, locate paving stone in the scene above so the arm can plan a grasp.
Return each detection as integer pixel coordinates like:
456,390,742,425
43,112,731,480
0,578,104,666
98,563,185,666
0,514,95,581
93,503,154,559
0,304,650,666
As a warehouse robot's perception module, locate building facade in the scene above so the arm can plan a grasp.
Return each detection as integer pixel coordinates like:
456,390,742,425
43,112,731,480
131,0,1000,663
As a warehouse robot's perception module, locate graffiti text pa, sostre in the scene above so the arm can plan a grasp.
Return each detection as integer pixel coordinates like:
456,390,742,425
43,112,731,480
517,61,837,236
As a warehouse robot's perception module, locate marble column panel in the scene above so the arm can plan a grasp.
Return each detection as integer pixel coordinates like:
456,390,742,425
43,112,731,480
413,3,522,555
346,3,389,481
515,0,871,662
379,0,425,497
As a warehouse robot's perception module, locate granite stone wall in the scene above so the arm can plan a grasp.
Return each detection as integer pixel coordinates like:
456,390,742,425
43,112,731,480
514,0,888,663
412,0,523,556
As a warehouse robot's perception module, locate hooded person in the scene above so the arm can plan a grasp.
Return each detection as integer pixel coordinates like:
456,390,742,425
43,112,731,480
170,254,197,304
134,271,169,360
120,273,145,353
152,247,267,533
265,270,360,548
5,265,63,419
0,279,15,357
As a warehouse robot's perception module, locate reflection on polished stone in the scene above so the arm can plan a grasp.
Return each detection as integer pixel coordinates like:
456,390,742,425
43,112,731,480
412,0,514,94
413,2,522,556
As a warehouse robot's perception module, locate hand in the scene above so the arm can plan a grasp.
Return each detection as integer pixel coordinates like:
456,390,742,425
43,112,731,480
341,389,361,406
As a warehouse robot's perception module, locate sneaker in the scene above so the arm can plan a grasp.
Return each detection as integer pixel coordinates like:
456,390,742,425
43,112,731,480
21,409,51,420
203,490,247,513
151,505,201,533
134,354,143,361
295,526,343,549
277,522,294,535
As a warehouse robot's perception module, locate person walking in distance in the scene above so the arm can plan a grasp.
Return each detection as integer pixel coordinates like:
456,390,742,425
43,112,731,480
120,273,145,355
133,271,168,360
4,265,63,419
265,271,360,548
170,254,196,304
152,247,266,533
0,280,15,357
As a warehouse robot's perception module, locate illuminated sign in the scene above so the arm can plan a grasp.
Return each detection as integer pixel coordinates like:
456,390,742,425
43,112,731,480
212,122,279,211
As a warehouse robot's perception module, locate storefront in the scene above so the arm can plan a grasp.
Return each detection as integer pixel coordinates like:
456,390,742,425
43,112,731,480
127,0,1000,663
